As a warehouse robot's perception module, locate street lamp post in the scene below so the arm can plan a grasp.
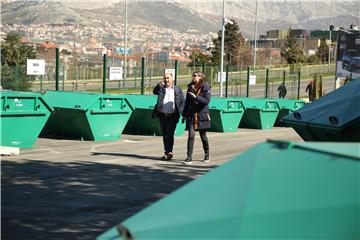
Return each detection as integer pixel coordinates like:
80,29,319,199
220,0,225,97
253,0,258,74
150,51,153,83
124,0,128,85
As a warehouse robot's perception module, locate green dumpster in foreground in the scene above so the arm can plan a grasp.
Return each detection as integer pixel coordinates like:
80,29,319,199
123,94,185,136
98,140,359,239
208,97,244,132
1,91,53,148
275,98,306,126
238,98,280,129
282,79,360,142
41,91,133,141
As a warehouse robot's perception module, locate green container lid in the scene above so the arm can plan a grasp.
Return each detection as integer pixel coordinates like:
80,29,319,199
1,91,53,148
208,97,245,132
239,97,280,112
274,99,305,126
237,98,280,129
276,98,305,111
41,91,133,141
282,79,360,141
122,94,157,110
98,140,360,240
123,94,185,136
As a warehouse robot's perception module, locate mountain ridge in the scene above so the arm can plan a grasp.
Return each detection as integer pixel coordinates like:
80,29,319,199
1,0,359,38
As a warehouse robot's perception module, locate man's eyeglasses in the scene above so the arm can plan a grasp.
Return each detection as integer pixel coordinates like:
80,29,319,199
192,74,201,77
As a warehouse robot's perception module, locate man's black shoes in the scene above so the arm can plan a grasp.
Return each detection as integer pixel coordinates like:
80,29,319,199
161,152,173,161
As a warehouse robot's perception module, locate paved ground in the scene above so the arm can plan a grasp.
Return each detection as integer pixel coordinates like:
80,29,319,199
2,128,302,240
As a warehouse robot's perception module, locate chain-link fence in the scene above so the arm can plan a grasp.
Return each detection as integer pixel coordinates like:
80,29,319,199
3,52,337,99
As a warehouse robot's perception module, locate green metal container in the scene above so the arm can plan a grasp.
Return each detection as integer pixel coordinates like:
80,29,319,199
238,98,280,129
97,140,360,240
282,79,360,142
1,91,53,148
208,97,244,132
275,98,306,126
123,94,185,136
41,91,133,141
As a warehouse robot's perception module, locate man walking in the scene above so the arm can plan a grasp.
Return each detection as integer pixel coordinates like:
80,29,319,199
306,80,314,102
153,72,185,160
277,83,287,98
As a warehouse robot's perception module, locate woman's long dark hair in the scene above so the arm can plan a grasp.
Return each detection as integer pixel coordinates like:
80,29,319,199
192,71,206,83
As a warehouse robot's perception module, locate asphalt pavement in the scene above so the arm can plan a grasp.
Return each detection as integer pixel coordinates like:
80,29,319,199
2,128,302,240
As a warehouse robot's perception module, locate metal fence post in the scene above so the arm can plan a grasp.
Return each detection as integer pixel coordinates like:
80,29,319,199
40,75,43,92
174,60,178,86
297,71,301,99
141,57,145,95
265,68,269,98
246,66,250,97
55,48,60,91
102,54,106,94
62,66,65,91
282,70,286,85
225,64,229,98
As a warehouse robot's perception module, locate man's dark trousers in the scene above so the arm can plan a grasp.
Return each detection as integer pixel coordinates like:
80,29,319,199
158,112,178,154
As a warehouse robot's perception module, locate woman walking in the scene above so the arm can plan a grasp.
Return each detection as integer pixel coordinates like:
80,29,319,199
182,71,211,164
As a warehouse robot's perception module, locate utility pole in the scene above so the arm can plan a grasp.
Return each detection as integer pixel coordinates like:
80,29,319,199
124,0,128,85
253,0,258,74
328,0,333,70
220,0,225,97
150,51,153,84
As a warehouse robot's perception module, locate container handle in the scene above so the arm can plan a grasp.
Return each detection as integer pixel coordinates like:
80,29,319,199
329,116,339,125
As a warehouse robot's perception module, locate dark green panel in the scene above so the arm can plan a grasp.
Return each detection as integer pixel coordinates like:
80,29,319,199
98,140,360,240
238,98,280,130
123,94,185,136
41,91,133,141
1,91,52,148
283,79,360,141
208,97,244,132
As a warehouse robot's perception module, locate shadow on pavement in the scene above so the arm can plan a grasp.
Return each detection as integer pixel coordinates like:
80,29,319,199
1,159,212,240
91,152,161,161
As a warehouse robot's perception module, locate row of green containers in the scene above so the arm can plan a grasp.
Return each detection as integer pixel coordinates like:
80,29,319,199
0,91,134,148
124,96,305,134
1,90,305,148
210,98,304,131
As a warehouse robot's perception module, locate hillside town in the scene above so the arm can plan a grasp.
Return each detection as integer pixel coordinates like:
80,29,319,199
2,21,350,67
1,23,215,63
1,1,360,240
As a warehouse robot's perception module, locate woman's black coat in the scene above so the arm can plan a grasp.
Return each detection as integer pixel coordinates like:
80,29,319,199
182,82,211,130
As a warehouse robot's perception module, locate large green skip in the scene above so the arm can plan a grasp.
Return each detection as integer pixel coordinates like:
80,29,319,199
97,140,360,239
41,91,133,141
123,94,185,136
282,79,360,141
1,91,53,148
